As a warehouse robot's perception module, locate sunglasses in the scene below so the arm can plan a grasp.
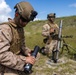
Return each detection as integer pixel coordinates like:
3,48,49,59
20,16,29,22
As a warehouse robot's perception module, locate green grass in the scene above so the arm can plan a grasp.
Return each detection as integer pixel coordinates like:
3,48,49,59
23,16,76,75
24,16,76,51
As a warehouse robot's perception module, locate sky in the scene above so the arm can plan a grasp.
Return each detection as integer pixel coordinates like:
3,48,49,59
0,0,76,22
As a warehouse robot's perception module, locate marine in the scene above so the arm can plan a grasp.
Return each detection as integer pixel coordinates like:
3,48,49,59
42,13,59,56
0,1,37,75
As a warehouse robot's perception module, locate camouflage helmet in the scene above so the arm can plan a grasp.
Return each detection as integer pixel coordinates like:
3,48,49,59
14,1,38,21
47,13,56,19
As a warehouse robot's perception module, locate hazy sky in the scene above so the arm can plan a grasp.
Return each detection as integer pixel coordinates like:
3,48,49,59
0,0,76,22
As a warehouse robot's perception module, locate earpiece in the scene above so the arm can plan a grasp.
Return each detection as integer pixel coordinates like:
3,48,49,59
15,12,19,17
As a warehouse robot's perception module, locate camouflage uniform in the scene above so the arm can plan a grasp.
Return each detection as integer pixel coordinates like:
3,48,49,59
42,13,59,55
0,1,37,75
0,20,30,75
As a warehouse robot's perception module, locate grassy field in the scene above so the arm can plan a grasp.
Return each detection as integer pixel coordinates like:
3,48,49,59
24,16,76,75
24,16,76,50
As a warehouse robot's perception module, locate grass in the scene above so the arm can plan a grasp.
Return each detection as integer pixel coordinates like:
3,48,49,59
25,16,76,52
24,16,76,75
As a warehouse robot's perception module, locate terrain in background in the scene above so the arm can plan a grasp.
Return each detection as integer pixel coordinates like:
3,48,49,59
24,16,76,75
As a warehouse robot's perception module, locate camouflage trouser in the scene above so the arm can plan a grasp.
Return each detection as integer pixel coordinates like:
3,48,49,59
0,62,40,75
44,40,57,55
0,72,27,75
0,65,27,75
3,73,19,75
3,72,28,75
0,72,19,75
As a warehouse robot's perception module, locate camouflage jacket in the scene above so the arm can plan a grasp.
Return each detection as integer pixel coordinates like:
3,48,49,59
0,20,30,73
42,22,59,43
